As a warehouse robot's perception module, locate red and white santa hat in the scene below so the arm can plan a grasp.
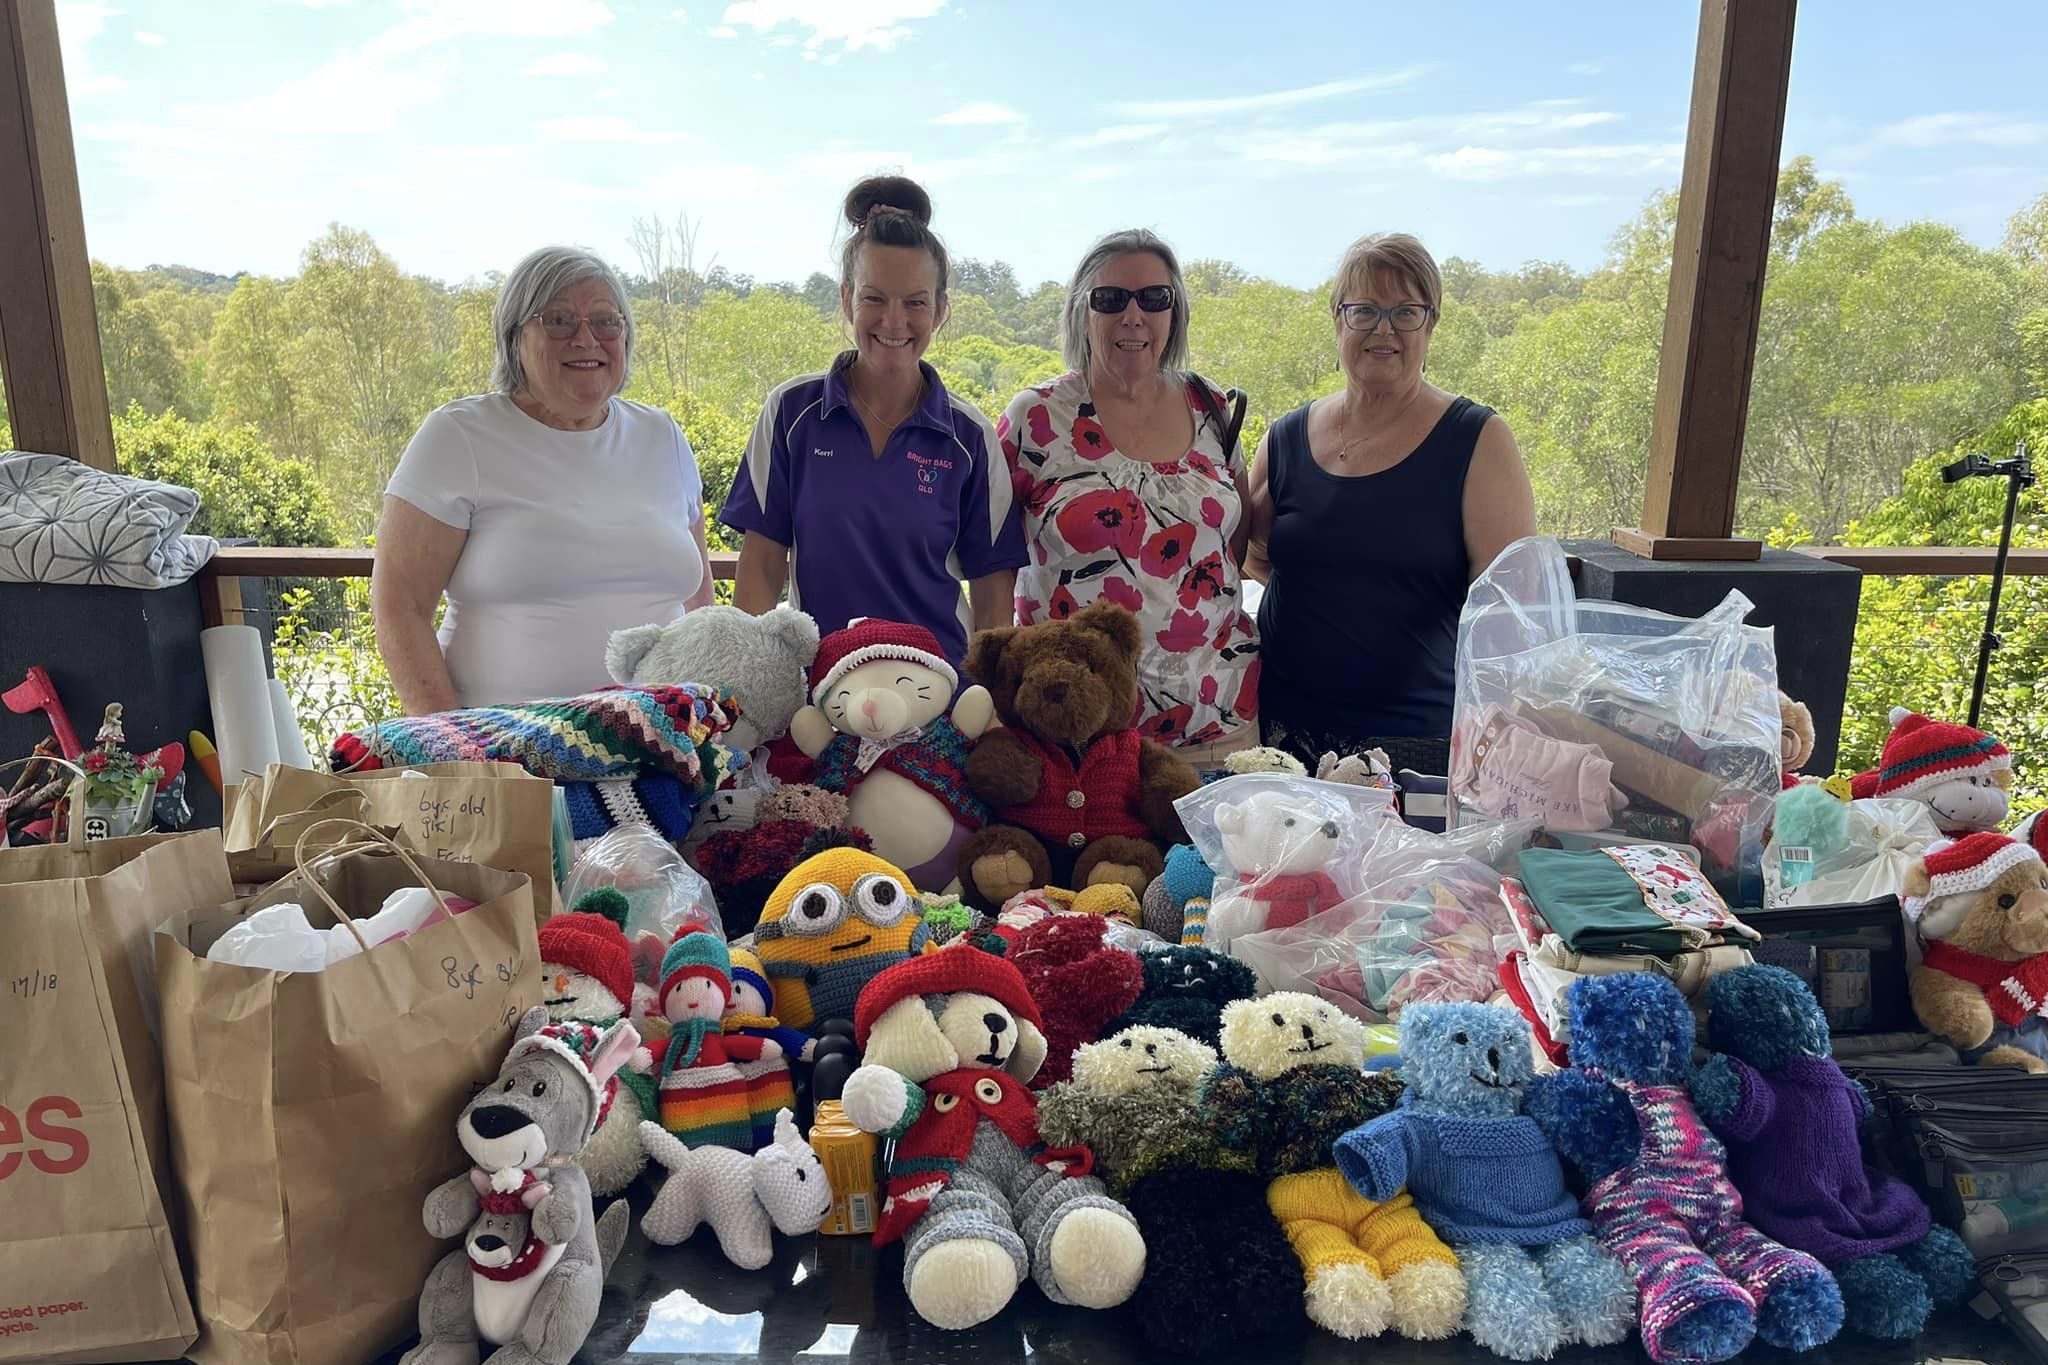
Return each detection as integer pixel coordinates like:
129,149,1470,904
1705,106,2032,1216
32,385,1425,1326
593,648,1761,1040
1850,707,2010,802
2016,810,2046,862
810,618,957,704
1911,831,2045,941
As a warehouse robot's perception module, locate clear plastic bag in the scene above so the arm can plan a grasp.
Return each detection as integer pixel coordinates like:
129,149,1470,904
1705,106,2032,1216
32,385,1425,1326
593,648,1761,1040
1175,773,1399,953
1452,536,1780,901
563,822,723,942
1763,796,1943,911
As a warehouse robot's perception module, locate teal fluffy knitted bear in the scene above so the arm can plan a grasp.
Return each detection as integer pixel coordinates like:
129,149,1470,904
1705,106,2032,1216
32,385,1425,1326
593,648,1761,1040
1335,1004,1635,1360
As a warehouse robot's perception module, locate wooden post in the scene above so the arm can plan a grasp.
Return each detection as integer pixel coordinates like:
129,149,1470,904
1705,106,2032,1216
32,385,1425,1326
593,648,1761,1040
1614,0,1797,562
0,0,115,469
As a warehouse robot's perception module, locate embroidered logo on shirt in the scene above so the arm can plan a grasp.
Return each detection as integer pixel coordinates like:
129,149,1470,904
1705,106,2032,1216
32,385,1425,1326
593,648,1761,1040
813,447,835,458
906,451,954,496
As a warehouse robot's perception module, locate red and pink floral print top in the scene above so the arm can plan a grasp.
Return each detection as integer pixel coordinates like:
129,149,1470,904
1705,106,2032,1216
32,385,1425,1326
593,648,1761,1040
997,372,1259,750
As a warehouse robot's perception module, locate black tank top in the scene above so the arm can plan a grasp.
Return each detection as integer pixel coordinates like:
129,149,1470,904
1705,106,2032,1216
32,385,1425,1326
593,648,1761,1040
1256,395,1490,741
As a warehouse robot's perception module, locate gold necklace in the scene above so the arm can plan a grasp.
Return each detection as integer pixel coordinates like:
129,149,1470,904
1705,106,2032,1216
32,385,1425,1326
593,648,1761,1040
1330,402,1368,462
849,374,922,432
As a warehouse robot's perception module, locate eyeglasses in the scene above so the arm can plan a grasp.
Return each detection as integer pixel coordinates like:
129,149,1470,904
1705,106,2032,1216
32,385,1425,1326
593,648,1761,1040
1336,301,1433,333
1088,285,1175,314
529,309,626,341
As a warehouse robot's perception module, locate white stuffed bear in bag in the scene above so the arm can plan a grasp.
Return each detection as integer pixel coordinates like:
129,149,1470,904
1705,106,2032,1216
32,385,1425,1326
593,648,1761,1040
1206,787,1350,950
789,619,992,892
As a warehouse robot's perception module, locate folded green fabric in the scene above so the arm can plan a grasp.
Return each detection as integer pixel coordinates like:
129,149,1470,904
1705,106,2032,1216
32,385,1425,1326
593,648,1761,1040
1515,845,1738,957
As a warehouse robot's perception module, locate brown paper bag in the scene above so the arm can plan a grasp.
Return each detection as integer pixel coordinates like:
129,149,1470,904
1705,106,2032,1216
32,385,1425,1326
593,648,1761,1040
157,821,540,1365
224,761,559,912
0,831,233,1364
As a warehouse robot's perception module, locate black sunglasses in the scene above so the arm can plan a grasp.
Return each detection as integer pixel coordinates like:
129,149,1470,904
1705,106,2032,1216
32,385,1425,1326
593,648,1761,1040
1088,285,1175,314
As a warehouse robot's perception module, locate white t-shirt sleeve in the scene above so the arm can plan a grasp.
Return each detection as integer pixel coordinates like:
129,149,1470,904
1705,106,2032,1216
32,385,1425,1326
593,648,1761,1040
674,419,705,520
386,405,481,530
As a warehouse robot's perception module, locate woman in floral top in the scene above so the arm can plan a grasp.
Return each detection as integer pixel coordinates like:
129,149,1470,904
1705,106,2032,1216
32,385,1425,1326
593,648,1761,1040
998,229,1259,767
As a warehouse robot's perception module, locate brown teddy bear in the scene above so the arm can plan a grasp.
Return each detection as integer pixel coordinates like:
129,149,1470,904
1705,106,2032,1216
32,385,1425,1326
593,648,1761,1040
956,603,1201,912
1906,831,2048,1072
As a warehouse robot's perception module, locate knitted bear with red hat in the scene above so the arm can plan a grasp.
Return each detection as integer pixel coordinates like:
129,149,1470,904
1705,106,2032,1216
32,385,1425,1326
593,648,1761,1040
838,947,1147,1330
790,618,994,894
1907,832,2048,1072
1850,708,2013,835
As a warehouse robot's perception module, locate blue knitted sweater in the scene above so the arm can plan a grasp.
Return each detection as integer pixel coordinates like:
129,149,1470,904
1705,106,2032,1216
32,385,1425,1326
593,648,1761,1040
1334,1104,1590,1246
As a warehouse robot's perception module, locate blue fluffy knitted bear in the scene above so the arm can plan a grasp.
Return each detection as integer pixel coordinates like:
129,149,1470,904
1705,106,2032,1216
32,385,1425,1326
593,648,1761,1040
1334,1003,1635,1360
1692,965,1974,1339
1526,973,1845,1365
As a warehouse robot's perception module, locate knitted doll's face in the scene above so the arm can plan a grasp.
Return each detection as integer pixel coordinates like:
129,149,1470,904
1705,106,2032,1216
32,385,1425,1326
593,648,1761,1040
728,977,771,1019
1073,1025,1217,1096
665,976,727,1025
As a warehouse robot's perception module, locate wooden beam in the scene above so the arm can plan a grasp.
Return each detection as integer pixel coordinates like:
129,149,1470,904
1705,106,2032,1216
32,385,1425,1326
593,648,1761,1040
1798,545,2048,577
1611,528,1763,561
0,0,114,468
199,545,744,580
1630,0,1797,550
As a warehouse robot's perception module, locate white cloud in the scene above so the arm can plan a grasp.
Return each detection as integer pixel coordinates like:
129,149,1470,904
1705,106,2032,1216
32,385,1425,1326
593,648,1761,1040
1426,142,1683,181
718,0,945,52
1061,122,1171,151
1567,61,1602,76
133,29,165,45
707,24,738,36
931,101,1024,127
671,5,687,17
1231,105,1635,172
1873,112,2048,149
54,3,126,95
1110,68,1427,120
535,115,686,144
521,52,606,76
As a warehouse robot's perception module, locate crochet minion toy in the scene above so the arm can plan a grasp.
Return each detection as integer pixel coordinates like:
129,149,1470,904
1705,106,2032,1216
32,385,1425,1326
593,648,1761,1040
753,848,931,1031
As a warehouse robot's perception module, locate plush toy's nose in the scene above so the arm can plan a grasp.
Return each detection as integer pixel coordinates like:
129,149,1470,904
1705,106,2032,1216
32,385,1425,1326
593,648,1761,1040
468,1105,529,1139
475,1234,506,1253
1145,1042,1158,1055
1321,821,1339,838
983,1012,1007,1034
1300,1022,1317,1040
1042,682,1069,705
1487,1047,1501,1072
861,698,879,719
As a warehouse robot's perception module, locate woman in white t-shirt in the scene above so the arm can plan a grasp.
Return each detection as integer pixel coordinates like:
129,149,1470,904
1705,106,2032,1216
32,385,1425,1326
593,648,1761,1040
372,247,714,711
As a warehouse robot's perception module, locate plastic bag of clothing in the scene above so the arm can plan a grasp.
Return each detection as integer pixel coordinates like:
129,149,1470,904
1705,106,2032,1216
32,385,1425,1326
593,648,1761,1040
1451,535,1781,902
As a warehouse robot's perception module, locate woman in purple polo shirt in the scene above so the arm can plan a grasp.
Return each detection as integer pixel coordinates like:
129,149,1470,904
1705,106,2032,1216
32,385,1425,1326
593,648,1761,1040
721,176,1026,664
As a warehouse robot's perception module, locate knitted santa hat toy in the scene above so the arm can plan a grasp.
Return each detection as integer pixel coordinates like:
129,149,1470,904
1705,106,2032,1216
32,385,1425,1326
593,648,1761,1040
810,618,958,705
505,1019,644,1140
852,946,1044,1051
538,909,636,1015
1850,708,2010,801
1911,832,2045,940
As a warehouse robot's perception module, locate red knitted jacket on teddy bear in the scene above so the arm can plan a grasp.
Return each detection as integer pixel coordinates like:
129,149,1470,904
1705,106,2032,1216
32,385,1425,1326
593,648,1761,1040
996,730,1151,848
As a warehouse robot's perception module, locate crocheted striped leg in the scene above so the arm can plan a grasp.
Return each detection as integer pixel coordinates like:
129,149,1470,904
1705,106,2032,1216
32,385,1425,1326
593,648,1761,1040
1698,1218,1843,1352
1267,1170,1393,1340
901,1168,1026,1330
1355,1191,1465,1340
1594,1204,1753,1365
1007,1152,1145,1309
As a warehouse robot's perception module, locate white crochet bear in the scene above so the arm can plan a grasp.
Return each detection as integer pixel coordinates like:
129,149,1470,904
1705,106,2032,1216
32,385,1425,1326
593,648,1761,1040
606,605,821,754
1206,788,1348,950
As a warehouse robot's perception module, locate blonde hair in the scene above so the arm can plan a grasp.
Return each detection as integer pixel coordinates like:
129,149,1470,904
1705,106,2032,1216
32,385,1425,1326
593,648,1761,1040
1329,232,1442,317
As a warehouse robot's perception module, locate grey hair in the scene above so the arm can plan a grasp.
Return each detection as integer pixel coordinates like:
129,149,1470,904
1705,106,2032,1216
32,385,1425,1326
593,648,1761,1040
491,246,635,394
1060,229,1191,374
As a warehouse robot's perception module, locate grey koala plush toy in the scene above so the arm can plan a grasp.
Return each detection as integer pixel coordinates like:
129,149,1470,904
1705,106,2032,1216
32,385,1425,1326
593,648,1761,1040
606,605,821,754
402,1009,638,1365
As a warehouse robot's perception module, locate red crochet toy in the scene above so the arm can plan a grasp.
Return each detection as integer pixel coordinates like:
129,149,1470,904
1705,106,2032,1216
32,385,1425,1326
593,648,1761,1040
1008,914,1145,1090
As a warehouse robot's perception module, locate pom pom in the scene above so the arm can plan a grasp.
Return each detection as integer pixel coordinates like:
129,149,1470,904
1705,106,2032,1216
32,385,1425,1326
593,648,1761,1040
571,885,632,930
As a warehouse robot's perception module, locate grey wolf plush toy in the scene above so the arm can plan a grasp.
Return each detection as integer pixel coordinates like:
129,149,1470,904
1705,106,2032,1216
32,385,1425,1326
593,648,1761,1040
1526,974,1844,1365
1039,1025,1306,1356
1200,992,1465,1342
1693,966,1973,1339
607,605,821,755
637,1109,833,1269
839,948,1147,1330
402,1009,637,1365
1335,1003,1634,1360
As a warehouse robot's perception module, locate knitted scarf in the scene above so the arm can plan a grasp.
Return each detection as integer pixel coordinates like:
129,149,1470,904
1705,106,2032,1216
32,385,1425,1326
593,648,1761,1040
659,1017,716,1081
470,1173,549,1283
1921,941,2048,1027
812,716,988,829
874,1068,1092,1247
1240,870,1342,930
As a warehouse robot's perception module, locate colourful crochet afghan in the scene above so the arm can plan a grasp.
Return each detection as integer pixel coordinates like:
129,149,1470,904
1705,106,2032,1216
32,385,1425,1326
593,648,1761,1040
330,684,744,789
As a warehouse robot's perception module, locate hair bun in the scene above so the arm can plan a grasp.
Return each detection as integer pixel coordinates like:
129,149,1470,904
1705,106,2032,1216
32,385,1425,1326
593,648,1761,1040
844,175,933,230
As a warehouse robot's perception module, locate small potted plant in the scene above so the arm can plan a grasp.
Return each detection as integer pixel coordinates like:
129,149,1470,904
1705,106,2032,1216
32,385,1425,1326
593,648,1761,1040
74,704,162,840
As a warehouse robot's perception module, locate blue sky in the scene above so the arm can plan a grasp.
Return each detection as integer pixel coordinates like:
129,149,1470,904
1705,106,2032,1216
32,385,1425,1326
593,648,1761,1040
55,1,2048,291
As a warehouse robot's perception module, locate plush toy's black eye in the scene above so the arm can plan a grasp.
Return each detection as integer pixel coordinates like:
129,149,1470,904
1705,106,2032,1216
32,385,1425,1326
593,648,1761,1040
502,1079,515,1091
796,1169,807,1181
1120,1038,1133,1048
2001,894,2019,910
1453,1032,1468,1045
531,1080,546,1098
1271,1012,1285,1027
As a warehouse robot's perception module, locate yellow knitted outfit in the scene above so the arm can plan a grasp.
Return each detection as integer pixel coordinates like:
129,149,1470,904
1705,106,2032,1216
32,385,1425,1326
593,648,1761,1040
1266,1167,1457,1281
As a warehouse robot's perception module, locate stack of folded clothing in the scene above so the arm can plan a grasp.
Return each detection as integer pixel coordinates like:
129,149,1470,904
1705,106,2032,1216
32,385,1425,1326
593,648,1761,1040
1496,842,1757,1064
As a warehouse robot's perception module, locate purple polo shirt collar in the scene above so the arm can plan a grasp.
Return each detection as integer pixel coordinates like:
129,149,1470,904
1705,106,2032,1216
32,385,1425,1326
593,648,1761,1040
820,352,954,434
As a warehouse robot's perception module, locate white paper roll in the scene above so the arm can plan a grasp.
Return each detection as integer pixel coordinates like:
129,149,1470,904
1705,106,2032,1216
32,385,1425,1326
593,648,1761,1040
201,625,281,786
268,677,314,770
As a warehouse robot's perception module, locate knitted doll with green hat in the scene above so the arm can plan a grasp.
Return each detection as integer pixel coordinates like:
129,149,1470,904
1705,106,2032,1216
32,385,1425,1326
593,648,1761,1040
723,946,812,1149
656,929,781,1151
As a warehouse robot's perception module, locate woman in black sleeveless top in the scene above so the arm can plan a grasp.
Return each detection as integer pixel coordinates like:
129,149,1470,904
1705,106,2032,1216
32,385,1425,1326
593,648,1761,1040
1245,233,1536,773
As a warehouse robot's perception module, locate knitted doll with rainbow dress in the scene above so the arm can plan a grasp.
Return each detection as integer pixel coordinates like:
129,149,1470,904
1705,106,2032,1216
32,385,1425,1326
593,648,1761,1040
655,931,779,1150
1526,973,1844,1365
1335,1003,1634,1360
722,947,814,1151
1692,966,1973,1339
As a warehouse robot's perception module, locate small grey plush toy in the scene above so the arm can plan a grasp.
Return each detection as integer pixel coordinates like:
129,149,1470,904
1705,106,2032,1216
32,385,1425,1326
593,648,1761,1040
606,605,821,753
401,1009,638,1365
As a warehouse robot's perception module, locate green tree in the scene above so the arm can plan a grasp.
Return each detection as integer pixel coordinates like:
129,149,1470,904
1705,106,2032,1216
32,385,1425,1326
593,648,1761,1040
209,274,322,470
113,406,341,545
662,389,749,551
93,262,187,417
688,289,840,417
1013,280,1066,352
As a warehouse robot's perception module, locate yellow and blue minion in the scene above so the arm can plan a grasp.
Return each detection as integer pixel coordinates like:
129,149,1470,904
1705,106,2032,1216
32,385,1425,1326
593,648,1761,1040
753,848,930,1030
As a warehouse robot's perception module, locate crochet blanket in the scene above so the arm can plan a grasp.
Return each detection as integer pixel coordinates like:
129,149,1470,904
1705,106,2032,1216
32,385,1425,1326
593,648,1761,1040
331,684,745,789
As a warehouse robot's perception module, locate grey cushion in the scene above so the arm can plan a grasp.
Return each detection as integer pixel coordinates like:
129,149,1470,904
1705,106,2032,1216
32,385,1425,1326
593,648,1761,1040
0,450,218,587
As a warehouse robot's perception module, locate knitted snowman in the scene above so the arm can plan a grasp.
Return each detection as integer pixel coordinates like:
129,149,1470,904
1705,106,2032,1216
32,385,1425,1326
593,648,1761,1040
1849,708,2012,835
655,931,780,1151
539,900,657,1196
790,619,995,894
